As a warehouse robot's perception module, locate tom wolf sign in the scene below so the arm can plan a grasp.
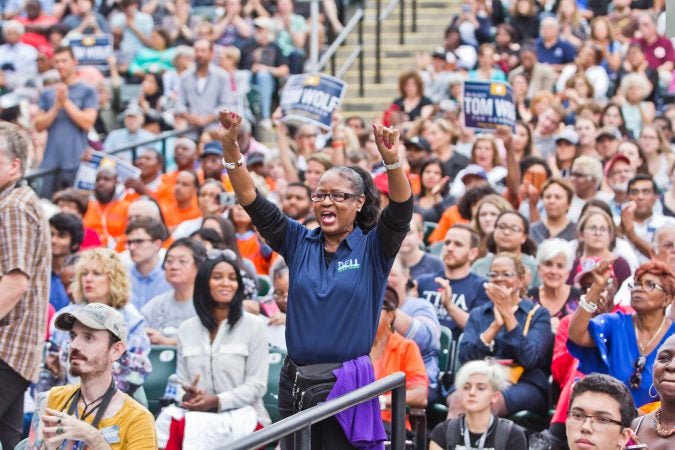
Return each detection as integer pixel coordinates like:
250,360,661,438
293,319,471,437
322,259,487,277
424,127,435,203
462,80,516,132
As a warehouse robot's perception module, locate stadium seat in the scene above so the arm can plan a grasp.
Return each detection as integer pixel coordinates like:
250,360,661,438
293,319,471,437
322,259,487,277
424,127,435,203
264,346,286,424
437,326,453,376
144,345,178,415
423,221,437,245
257,275,272,297
431,333,463,421
427,241,443,256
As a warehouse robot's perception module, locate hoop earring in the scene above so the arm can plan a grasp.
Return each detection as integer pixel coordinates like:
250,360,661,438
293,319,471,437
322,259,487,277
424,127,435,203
649,383,659,399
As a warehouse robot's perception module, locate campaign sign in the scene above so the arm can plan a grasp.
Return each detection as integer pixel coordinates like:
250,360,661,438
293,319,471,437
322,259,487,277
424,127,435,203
74,151,141,191
463,80,516,131
70,34,113,68
280,73,347,130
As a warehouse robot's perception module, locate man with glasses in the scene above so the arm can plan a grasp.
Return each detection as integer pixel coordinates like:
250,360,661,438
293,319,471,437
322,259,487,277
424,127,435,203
568,156,613,222
565,374,636,450
125,217,172,310
622,174,675,263
416,224,489,338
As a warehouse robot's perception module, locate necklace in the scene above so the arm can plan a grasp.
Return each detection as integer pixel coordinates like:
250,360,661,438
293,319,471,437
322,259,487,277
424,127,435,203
633,315,668,354
654,408,675,438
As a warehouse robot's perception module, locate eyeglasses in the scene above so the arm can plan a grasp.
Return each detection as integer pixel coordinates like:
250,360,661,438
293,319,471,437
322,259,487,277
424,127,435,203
164,257,193,267
487,271,517,279
628,280,666,293
570,172,591,179
566,411,623,431
126,238,153,247
273,290,288,301
630,355,646,389
310,192,361,203
584,226,609,235
495,223,523,234
207,248,238,262
628,188,654,196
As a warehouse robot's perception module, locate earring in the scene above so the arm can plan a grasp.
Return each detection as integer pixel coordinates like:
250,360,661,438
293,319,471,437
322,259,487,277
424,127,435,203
649,383,659,399
357,208,361,212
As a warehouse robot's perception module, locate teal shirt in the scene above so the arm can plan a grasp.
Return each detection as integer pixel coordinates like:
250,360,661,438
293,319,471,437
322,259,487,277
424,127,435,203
275,14,308,56
129,48,176,75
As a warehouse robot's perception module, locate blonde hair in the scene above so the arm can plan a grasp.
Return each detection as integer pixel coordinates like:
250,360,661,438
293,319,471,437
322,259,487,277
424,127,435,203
455,360,508,393
471,194,513,240
72,248,130,308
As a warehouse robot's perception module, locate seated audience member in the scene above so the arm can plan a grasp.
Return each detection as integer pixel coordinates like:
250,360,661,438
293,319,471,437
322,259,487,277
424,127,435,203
427,185,495,244
124,149,167,200
142,238,207,345
162,170,201,231
260,257,289,350
398,217,443,282
49,213,85,311
155,137,199,204
471,211,541,289
29,304,157,449
45,249,152,396
529,178,577,245
388,258,441,402
567,156,613,223
52,188,101,249
103,106,159,156
568,260,675,409
428,361,528,450
414,158,454,223
172,179,225,239
529,238,580,333
455,253,553,417
470,194,514,257
83,168,130,249
156,249,270,448
567,210,632,287
632,334,675,447
281,182,312,221
417,225,490,338
622,174,675,264
125,217,172,310
231,203,275,275
370,287,428,432
566,374,636,450
117,196,171,255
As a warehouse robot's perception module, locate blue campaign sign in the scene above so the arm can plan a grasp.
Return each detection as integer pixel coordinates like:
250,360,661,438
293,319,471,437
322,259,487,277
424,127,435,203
70,34,113,68
280,73,347,130
463,80,516,131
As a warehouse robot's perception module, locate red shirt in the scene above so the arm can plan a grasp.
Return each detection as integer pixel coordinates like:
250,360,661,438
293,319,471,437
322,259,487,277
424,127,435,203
632,36,675,69
16,15,57,48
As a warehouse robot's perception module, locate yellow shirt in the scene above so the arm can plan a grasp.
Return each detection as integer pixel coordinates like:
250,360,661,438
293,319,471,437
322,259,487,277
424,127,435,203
46,385,157,449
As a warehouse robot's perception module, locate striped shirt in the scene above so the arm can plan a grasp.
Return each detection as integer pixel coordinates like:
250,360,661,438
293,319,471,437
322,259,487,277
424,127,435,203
0,182,51,382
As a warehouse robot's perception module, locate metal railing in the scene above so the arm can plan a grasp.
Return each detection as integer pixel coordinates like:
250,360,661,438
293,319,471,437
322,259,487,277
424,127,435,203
376,0,414,83
315,8,366,97
229,372,407,450
24,125,205,197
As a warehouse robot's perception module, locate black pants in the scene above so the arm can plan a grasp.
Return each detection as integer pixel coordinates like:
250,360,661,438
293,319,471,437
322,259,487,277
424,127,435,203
278,358,355,450
0,359,30,449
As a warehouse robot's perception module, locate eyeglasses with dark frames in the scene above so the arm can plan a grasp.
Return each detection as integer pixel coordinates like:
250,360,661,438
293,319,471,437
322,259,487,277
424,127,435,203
310,192,361,203
566,411,623,431
628,280,666,293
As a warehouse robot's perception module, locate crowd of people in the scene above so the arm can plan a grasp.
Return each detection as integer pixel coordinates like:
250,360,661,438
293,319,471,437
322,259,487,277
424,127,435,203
1,0,675,449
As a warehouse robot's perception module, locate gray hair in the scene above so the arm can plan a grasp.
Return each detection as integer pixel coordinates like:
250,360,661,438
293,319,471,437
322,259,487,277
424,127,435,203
455,360,508,393
536,238,574,271
2,20,25,38
324,166,364,195
0,122,31,176
270,257,288,282
173,45,195,61
572,155,604,184
619,73,651,100
655,225,675,250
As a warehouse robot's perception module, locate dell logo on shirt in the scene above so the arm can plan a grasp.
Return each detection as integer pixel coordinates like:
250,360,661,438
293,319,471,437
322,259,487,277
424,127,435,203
337,259,361,272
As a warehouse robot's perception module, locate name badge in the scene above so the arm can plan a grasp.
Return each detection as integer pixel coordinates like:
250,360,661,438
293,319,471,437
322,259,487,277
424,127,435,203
100,425,121,444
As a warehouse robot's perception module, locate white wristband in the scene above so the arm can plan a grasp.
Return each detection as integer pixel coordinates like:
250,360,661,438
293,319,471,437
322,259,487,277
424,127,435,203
383,159,401,171
480,333,495,352
579,295,598,313
223,155,245,170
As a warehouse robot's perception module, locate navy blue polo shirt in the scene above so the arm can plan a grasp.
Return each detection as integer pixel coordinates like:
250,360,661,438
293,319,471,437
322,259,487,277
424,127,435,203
535,38,576,65
245,192,412,364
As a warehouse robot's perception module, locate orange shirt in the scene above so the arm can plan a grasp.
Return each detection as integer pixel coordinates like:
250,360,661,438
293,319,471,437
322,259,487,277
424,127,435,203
83,199,130,248
236,231,275,275
427,205,469,243
372,332,428,428
163,198,202,230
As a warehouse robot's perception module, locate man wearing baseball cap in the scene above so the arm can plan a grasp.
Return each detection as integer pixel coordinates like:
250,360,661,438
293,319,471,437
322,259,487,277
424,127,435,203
30,303,157,449
604,153,636,217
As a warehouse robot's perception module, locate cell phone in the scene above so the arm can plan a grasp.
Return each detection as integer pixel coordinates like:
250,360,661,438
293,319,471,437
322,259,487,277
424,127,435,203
260,297,282,317
523,171,547,192
219,192,238,206
462,4,471,13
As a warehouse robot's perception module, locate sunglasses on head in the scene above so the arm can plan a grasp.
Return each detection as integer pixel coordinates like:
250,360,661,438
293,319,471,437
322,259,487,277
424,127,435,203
207,248,237,263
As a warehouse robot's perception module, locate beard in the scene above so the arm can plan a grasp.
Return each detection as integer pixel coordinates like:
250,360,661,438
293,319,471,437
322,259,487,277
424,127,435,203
444,254,469,270
69,351,107,379
610,182,628,193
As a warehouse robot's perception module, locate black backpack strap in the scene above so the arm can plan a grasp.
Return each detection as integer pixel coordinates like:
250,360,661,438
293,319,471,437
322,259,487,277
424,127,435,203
444,417,463,449
494,418,514,450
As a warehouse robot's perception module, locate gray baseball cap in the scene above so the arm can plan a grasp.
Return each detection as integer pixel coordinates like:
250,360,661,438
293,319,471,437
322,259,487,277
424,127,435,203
55,303,128,343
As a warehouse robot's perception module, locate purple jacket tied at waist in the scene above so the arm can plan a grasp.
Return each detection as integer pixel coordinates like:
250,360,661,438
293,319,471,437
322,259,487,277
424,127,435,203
326,356,386,450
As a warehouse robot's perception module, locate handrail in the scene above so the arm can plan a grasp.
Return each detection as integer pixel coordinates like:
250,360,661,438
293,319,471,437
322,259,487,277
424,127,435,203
375,0,405,83
228,372,407,450
316,8,364,71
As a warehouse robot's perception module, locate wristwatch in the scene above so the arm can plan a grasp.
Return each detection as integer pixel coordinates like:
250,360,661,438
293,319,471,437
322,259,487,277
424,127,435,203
223,155,245,170
383,159,401,171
